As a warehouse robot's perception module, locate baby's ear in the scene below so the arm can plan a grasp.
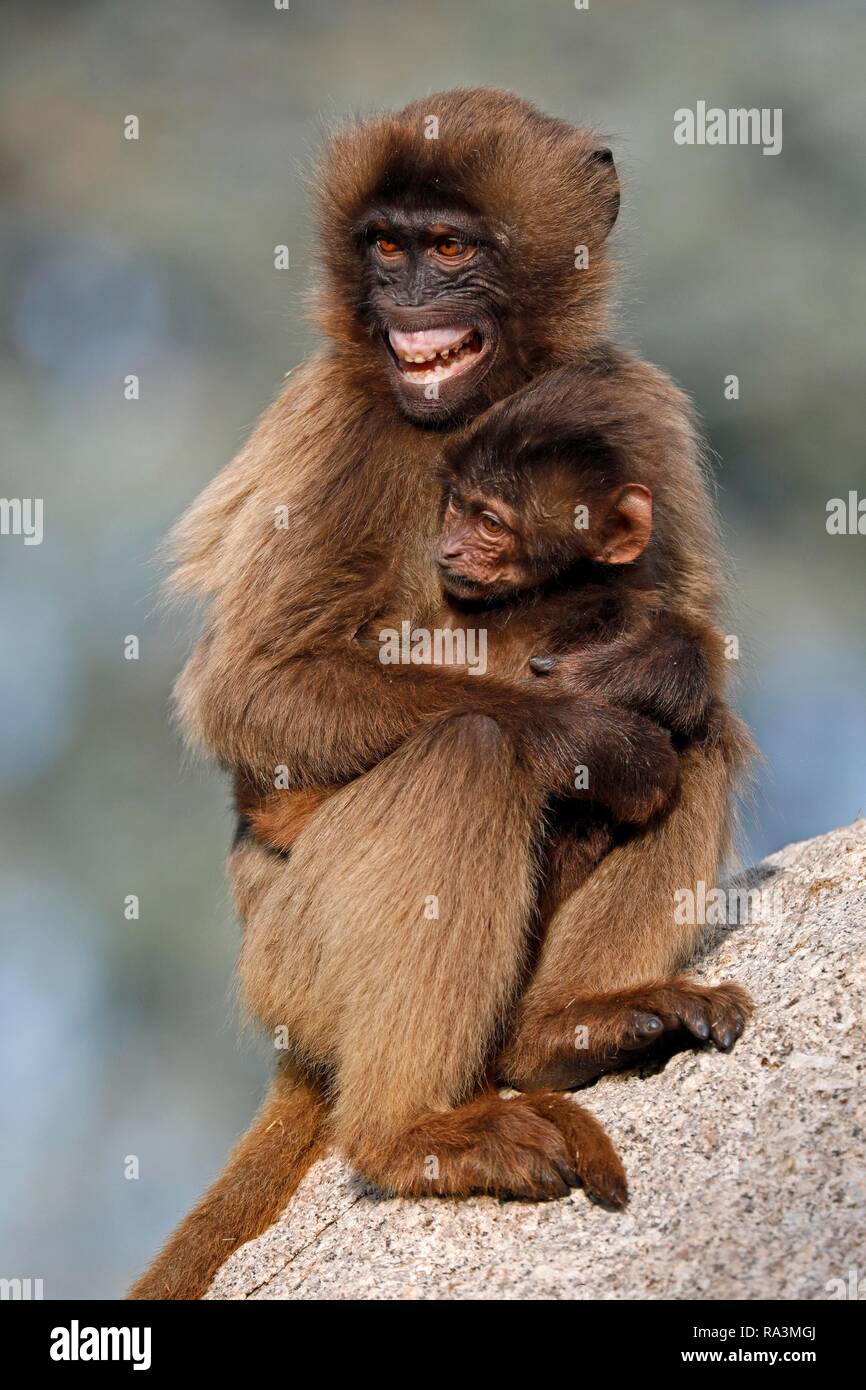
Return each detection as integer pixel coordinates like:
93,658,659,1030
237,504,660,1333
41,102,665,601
598,484,653,564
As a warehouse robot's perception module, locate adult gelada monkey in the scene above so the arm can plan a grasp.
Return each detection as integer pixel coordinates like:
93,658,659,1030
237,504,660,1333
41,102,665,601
131,89,752,1300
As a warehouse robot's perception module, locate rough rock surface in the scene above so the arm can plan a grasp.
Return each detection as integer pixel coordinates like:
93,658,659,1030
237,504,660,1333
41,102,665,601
206,821,866,1300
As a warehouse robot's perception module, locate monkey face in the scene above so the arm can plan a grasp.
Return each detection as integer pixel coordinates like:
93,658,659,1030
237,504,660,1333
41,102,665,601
435,491,538,598
317,92,622,423
436,465,655,603
358,204,504,421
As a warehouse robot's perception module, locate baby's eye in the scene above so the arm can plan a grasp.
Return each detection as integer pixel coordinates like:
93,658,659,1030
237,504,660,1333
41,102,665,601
480,512,504,536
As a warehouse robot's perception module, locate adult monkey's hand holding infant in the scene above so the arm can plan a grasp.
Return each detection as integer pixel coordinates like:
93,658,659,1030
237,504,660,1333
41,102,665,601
131,89,753,1301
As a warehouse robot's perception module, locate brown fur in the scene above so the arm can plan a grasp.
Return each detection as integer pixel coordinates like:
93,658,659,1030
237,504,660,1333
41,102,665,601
132,89,753,1299
245,784,336,853
353,1088,628,1208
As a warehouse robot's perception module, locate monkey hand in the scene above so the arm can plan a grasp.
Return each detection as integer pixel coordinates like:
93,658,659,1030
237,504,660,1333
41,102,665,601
530,627,718,740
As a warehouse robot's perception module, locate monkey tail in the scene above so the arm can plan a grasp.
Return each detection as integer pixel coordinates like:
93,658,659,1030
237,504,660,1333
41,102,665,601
128,1061,328,1300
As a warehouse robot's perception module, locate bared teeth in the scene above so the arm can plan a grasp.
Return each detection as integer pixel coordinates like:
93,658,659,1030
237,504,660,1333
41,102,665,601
391,328,474,364
398,335,470,364
389,327,483,384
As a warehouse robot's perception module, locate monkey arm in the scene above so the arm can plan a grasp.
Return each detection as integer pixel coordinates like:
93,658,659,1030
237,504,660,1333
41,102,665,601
539,614,727,739
177,629,679,823
574,615,725,736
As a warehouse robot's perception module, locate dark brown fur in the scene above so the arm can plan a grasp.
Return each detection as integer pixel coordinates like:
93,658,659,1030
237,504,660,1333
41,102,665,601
131,89,753,1299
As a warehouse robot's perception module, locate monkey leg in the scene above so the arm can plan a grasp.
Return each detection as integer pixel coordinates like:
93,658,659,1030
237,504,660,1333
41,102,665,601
498,735,754,1091
250,711,621,1200
235,712,543,1070
313,713,542,1128
128,1060,328,1301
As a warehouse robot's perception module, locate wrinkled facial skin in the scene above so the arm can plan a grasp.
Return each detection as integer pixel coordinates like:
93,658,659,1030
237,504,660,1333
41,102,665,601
357,203,509,423
435,476,654,600
436,492,536,597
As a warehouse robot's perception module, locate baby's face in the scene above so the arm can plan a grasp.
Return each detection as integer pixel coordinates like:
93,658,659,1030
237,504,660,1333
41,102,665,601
435,486,535,598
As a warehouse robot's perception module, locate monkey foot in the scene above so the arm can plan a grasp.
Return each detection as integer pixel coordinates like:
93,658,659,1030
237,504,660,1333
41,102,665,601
499,977,754,1091
353,1090,627,1209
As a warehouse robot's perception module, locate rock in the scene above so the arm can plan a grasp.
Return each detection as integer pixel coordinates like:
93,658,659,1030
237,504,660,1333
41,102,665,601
205,821,866,1300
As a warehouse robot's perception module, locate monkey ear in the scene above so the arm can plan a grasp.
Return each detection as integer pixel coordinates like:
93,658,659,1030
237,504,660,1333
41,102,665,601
599,484,652,564
587,146,620,237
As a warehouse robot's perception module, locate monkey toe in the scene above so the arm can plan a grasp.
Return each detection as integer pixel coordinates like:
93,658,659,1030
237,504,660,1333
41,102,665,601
512,1157,575,1201
584,1162,629,1211
577,1147,628,1209
490,1101,583,1199
704,982,752,1051
627,1009,665,1042
521,1093,628,1209
665,995,714,1042
459,1094,614,1201
686,1013,712,1041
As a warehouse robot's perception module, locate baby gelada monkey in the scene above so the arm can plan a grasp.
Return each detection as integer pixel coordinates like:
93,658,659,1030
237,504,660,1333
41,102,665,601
247,425,717,876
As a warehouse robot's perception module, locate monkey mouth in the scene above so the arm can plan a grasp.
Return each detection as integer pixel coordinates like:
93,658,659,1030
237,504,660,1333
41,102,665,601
437,562,496,598
387,326,486,386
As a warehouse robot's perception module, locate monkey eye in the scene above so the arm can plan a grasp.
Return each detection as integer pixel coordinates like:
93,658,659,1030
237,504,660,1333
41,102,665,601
375,235,403,257
480,512,504,536
434,236,471,260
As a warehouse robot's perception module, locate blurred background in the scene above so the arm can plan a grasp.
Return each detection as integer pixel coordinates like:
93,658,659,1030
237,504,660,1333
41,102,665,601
1,0,863,1297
